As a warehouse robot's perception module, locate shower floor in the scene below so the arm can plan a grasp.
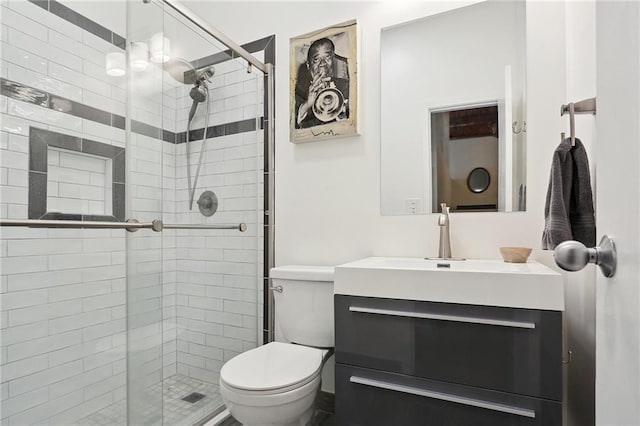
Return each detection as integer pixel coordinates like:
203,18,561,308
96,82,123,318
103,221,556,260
77,375,223,426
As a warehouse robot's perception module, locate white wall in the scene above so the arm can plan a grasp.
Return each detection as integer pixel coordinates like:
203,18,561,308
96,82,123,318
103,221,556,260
189,0,566,273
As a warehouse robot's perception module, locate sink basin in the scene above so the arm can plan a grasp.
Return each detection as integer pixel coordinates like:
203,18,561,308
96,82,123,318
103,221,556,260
335,257,564,311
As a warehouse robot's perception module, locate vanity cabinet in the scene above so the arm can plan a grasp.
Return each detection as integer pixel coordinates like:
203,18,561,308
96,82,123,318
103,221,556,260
334,295,563,426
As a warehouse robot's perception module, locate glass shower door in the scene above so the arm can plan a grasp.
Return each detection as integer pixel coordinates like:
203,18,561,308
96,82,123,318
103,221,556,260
126,1,265,424
0,0,266,424
1,1,131,424
126,0,167,424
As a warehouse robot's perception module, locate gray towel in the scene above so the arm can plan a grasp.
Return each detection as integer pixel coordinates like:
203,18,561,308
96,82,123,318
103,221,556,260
542,138,596,250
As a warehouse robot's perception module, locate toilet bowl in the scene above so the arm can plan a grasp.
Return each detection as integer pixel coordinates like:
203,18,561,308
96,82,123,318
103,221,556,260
220,342,327,426
219,265,335,426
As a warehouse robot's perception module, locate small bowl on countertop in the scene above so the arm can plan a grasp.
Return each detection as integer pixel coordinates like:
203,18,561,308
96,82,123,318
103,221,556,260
499,247,532,263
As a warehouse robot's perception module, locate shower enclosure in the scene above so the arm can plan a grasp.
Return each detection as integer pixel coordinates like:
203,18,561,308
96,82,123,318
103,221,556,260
0,0,274,424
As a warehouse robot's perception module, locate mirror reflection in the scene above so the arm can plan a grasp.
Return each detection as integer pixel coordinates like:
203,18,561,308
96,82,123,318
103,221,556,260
431,104,498,212
380,1,527,215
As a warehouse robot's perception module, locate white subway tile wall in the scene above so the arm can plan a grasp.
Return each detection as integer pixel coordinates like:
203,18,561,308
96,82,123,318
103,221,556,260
173,63,264,385
47,148,112,216
1,1,265,424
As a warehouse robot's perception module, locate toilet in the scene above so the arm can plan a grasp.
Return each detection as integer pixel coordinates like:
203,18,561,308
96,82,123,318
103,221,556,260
219,265,334,426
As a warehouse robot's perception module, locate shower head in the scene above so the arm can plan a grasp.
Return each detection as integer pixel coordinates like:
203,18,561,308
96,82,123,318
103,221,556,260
164,59,215,86
164,58,198,84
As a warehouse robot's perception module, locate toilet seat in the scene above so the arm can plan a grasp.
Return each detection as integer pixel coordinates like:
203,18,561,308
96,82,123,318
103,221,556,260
220,342,326,395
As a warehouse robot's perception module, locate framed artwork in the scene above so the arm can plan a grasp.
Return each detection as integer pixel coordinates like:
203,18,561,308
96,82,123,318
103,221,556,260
290,19,358,143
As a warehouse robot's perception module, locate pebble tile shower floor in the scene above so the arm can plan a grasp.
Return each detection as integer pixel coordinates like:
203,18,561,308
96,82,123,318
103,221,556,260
76,375,222,426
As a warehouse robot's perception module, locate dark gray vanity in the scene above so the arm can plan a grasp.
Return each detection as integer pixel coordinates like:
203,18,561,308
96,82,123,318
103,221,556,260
334,257,564,426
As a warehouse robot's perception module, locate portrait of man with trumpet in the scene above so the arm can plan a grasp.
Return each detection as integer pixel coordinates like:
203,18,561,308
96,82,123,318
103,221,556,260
294,37,350,129
290,20,357,142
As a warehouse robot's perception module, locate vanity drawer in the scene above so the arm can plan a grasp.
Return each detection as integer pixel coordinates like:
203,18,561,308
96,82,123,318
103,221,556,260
335,364,562,426
335,295,562,401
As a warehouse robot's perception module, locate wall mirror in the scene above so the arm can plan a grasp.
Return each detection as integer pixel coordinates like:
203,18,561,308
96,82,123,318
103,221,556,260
380,1,527,215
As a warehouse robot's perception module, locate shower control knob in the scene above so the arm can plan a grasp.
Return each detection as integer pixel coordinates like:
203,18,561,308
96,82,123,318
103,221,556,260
199,198,212,209
197,191,218,217
553,235,617,278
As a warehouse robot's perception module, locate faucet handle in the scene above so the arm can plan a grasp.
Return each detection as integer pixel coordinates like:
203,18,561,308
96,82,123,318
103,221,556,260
438,203,449,226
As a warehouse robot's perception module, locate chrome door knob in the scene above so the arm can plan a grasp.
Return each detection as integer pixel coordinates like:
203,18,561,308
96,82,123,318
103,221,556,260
553,235,616,278
554,241,593,271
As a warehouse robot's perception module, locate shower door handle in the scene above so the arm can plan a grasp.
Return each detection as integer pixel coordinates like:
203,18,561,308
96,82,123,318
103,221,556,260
0,218,161,232
0,219,247,232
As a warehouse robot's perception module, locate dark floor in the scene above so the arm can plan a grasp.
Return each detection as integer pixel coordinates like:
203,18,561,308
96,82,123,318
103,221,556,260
219,391,335,426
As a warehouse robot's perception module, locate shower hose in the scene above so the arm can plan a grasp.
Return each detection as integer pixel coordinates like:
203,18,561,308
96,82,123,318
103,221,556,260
185,84,210,211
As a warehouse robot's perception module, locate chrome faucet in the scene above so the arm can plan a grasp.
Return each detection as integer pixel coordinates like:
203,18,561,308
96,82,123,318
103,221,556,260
438,203,452,259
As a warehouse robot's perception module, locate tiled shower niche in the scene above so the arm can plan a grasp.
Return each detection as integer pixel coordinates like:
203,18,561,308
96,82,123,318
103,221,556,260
29,127,125,221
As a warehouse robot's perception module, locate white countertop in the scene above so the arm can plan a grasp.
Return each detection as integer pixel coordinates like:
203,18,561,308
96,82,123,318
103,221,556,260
335,257,564,311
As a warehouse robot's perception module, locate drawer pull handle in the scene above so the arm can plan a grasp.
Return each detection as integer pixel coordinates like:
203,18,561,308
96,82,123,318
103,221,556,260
349,306,535,329
350,376,536,419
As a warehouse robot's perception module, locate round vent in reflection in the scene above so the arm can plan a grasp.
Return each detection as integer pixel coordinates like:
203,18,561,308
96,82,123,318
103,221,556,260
467,167,491,193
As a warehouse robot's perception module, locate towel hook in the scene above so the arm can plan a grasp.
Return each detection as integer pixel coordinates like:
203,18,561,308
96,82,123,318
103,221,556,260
512,121,527,134
560,97,596,147
569,103,576,146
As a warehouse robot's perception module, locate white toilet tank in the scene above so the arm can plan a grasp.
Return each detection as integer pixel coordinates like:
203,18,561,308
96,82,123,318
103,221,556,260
270,265,335,347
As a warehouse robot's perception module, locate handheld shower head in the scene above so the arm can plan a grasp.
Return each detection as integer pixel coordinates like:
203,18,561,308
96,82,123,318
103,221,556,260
187,68,213,122
190,84,207,103
188,84,208,122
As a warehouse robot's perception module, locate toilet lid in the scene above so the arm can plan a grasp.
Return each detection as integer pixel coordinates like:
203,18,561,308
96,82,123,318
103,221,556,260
220,342,324,392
